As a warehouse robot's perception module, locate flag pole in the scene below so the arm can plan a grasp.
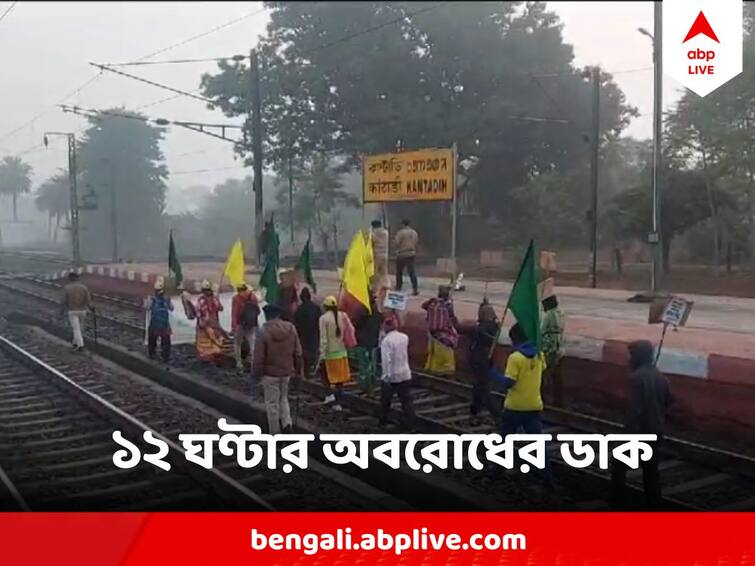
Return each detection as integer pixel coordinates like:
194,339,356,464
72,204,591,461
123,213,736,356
217,241,229,294
488,302,511,361
487,240,535,360
654,322,669,366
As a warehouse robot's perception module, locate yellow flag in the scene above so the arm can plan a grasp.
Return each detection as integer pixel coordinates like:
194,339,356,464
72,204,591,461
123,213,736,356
223,239,246,288
363,229,375,279
342,231,371,313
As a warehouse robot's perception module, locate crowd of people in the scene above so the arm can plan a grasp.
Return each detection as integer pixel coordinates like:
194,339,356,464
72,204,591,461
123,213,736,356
59,218,672,508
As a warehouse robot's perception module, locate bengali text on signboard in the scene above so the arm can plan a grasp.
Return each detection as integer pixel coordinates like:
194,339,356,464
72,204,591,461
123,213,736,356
362,148,455,203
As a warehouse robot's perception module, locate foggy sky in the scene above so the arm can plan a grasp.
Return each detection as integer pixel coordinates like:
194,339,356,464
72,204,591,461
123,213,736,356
0,1,684,193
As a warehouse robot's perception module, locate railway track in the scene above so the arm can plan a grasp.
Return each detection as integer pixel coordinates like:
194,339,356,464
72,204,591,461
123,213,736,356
0,325,407,512
1,274,754,511
0,334,273,511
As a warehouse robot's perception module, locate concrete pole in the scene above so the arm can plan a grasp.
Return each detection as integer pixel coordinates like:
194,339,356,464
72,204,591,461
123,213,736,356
651,1,664,293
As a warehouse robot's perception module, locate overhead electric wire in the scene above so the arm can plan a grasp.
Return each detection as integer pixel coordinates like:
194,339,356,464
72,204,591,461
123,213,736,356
0,1,18,25
133,90,199,111
0,75,102,144
0,6,262,145
170,165,247,176
0,0,17,24
89,63,216,105
133,6,266,63
529,65,653,79
307,2,447,55
59,104,209,127
99,55,248,67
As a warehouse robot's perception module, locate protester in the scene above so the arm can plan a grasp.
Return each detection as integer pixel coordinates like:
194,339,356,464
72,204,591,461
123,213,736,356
319,295,355,411
293,287,321,379
252,304,303,434
370,219,389,292
467,300,501,420
277,269,300,322
231,282,260,371
491,323,547,435
378,317,415,425
541,294,566,405
61,272,92,351
393,219,419,295
145,280,174,364
610,340,672,510
422,285,459,375
195,280,227,363
353,293,383,390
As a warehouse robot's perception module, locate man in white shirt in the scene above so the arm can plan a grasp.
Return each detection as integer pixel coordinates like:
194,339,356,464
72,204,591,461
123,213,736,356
379,317,415,425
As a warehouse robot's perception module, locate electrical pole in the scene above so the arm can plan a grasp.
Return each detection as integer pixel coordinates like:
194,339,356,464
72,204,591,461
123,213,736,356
288,152,294,244
589,67,600,289
45,131,81,265
67,135,82,266
651,1,663,294
450,142,458,284
249,48,264,265
109,161,119,263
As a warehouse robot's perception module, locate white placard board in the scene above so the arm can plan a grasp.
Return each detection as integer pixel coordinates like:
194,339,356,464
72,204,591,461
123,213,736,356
383,290,408,312
661,296,693,327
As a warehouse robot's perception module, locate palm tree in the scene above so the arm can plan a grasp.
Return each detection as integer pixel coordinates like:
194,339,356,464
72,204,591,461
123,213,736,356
0,156,33,222
34,172,69,241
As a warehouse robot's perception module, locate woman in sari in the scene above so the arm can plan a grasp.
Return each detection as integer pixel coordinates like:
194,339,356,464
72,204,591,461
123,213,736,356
194,280,229,363
422,285,459,376
319,295,355,412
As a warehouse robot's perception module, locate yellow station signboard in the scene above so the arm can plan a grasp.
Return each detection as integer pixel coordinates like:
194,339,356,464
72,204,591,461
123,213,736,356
362,147,455,203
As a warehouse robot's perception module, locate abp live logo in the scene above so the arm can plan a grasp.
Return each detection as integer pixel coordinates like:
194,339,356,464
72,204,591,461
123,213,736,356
663,0,743,97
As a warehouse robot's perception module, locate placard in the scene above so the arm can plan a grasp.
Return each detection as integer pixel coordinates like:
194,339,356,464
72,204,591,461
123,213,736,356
661,296,694,327
383,290,408,311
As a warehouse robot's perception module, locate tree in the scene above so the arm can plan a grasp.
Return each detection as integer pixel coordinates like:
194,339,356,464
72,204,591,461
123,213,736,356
604,169,735,272
274,154,359,264
0,156,33,222
77,109,168,260
34,172,69,241
200,2,637,254
665,3,755,269
198,177,255,254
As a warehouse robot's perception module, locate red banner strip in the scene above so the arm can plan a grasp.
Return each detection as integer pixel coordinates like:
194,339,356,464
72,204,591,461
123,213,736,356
1,512,753,565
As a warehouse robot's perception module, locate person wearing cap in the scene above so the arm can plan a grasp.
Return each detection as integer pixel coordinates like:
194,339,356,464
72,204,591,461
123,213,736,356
378,316,415,425
60,271,92,351
231,281,260,371
318,295,355,411
253,303,303,434
145,280,174,363
541,294,565,406
195,280,227,363
197,280,224,329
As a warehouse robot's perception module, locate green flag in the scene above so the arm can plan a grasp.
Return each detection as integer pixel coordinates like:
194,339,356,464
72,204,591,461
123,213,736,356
168,230,183,289
294,237,317,293
506,240,541,351
259,223,280,303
